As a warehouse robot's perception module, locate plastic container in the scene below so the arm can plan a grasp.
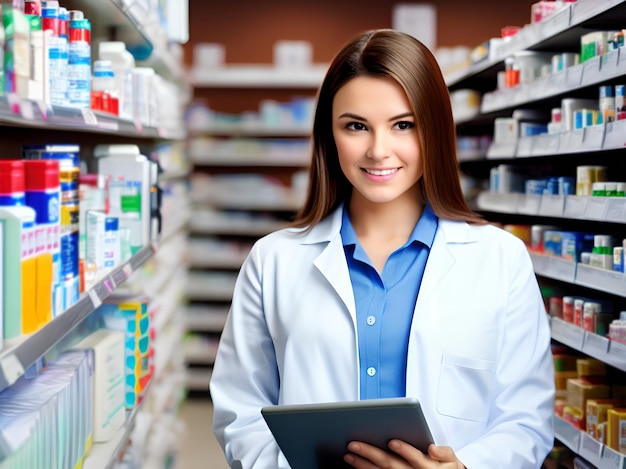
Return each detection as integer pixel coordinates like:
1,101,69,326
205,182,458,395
512,51,553,86
91,59,118,115
0,160,37,344
98,41,135,121
131,67,156,129
95,144,152,256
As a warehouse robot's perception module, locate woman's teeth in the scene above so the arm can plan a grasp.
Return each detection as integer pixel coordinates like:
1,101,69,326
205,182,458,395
364,168,398,176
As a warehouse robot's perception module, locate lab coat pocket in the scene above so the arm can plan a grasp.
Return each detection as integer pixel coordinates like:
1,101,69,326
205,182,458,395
436,354,495,423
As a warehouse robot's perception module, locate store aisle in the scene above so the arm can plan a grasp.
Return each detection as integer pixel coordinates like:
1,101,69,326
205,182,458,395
177,399,229,469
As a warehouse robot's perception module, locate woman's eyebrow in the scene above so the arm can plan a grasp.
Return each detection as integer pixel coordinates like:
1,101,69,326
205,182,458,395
337,111,413,121
389,112,414,121
337,112,367,121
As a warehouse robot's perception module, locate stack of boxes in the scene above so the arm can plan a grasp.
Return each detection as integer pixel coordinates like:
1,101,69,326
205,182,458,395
98,295,153,411
554,351,626,453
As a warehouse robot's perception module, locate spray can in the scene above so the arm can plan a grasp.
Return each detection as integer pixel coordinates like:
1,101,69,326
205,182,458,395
67,10,90,109
24,160,61,322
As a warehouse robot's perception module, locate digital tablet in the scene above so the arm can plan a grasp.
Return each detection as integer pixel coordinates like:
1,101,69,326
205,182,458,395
261,397,434,469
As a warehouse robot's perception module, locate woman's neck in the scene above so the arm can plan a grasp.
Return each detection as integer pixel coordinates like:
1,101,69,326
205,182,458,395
347,193,424,245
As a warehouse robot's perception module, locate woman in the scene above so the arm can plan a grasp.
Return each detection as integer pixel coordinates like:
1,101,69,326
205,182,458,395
210,29,554,468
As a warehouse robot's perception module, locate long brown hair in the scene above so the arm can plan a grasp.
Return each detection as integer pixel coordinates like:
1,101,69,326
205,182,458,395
292,29,484,228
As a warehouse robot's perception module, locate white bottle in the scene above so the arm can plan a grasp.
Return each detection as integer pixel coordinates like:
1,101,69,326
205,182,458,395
98,41,135,121
132,67,157,129
92,60,118,114
95,144,152,255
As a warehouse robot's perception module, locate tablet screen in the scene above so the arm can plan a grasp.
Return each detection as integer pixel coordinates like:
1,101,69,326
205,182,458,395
261,397,434,469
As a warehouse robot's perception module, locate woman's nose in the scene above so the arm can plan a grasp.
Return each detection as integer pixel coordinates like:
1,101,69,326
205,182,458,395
366,131,391,160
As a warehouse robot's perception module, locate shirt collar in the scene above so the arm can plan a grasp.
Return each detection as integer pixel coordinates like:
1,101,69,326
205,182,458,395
341,203,438,249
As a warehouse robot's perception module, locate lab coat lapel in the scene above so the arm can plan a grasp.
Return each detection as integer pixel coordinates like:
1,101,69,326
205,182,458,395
314,236,356,318
417,242,454,305
300,206,357,319
415,219,463,304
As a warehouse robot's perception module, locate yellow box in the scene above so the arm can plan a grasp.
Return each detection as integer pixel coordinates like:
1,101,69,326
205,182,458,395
607,408,626,452
563,405,584,430
567,379,611,414
555,371,578,390
586,399,617,439
577,358,606,378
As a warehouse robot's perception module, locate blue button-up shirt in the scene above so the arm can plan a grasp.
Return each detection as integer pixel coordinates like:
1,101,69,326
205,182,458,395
341,204,438,399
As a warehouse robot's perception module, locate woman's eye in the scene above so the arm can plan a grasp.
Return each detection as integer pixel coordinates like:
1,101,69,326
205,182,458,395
395,121,415,130
346,122,367,131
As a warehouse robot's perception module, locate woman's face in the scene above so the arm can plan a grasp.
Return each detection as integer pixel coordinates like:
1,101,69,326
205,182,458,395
331,75,423,209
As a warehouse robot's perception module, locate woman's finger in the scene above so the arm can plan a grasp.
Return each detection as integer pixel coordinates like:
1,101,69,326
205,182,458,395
427,445,457,462
387,439,430,466
346,441,413,468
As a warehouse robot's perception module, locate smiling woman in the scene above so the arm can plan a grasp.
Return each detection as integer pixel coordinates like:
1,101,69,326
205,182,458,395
210,29,555,469
331,76,425,272
332,76,422,213
294,29,484,231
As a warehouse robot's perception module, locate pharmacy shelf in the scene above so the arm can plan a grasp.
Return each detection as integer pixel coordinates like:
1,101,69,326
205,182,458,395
190,151,310,168
185,368,212,392
183,335,219,365
554,415,626,469
83,381,153,469
476,192,626,223
158,207,190,245
484,120,626,159
186,272,237,302
188,252,247,270
0,93,162,138
191,64,328,88
188,123,312,137
185,305,229,333
191,192,304,212
529,252,577,284
63,0,189,92
530,251,626,297
188,138,311,167
481,46,626,114
551,317,626,372
159,167,193,183
188,214,287,237
0,245,155,393
446,0,626,90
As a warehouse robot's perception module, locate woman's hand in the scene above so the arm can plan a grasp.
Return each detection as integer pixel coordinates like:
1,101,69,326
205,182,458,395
343,440,466,468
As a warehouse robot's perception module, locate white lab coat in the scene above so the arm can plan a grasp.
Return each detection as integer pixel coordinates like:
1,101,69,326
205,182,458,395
210,206,555,468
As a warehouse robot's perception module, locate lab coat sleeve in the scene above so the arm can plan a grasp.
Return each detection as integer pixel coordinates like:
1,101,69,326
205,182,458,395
210,240,288,468
455,238,555,468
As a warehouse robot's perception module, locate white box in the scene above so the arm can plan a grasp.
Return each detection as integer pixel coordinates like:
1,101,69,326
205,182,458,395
273,40,312,68
73,329,126,443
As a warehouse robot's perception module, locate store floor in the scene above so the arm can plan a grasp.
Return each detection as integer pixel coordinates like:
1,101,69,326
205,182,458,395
177,398,229,469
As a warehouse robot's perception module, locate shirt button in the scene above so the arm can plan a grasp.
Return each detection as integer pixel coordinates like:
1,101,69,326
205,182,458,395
367,316,376,326
367,367,376,377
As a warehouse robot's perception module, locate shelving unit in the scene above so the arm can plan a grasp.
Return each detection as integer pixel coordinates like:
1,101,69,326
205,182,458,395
0,246,154,392
83,381,154,469
446,0,626,91
448,0,626,466
63,0,190,92
0,1,190,468
191,64,328,88
185,69,319,393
